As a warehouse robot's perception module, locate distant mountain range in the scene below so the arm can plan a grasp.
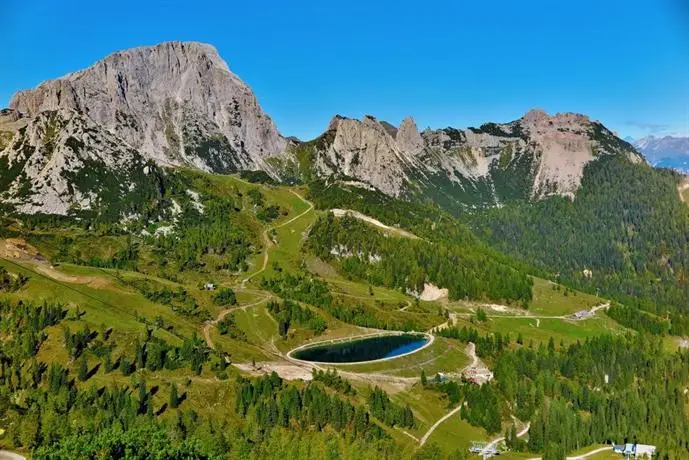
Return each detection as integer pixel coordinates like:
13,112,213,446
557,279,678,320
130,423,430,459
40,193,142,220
632,135,689,173
0,41,645,216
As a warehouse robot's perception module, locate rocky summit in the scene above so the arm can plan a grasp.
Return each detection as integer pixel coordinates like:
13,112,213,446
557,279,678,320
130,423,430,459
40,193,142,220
0,41,644,215
9,41,287,173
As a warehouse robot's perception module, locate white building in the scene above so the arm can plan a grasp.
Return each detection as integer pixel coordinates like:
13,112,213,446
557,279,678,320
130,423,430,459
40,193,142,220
612,443,656,458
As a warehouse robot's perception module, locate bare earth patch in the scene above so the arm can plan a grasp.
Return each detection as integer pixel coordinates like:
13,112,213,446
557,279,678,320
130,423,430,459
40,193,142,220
1,238,110,288
33,265,111,288
454,342,493,385
419,283,448,301
0,238,41,261
233,361,314,381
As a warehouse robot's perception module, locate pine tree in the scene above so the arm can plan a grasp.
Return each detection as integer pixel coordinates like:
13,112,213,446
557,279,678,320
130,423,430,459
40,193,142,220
103,351,112,373
170,383,179,409
135,339,145,370
77,356,88,381
138,381,148,415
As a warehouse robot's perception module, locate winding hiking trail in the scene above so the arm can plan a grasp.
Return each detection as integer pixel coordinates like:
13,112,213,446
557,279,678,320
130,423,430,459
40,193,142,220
242,190,313,286
202,294,272,350
453,302,610,322
419,407,529,449
202,188,314,354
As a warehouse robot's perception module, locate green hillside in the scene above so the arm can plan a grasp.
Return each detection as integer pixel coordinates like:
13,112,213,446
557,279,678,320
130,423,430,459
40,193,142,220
473,155,689,335
0,170,687,459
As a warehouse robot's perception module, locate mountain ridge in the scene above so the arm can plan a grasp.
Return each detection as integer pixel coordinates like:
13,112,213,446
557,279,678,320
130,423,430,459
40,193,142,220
278,108,643,208
633,135,689,172
1,40,645,215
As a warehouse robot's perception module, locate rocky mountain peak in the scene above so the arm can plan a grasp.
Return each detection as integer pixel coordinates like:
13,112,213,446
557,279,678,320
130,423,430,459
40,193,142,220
9,41,287,173
0,41,648,216
522,108,550,124
327,115,348,132
520,109,592,131
396,116,424,154
633,135,689,170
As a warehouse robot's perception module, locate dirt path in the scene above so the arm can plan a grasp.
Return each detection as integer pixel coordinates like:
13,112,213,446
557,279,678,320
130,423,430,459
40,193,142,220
202,294,272,350
590,302,610,314
428,312,458,333
419,404,463,445
527,445,611,460
483,421,530,454
33,264,110,288
566,446,612,459
459,342,493,384
1,238,111,288
397,427,420,442
0,451,25,460
420,406,529,449
331,209,419,239
453,302,610,322
243,191,313,285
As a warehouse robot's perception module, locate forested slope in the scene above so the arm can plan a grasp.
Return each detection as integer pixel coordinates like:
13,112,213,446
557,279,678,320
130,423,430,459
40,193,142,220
307,214,533,305
473,156,689,333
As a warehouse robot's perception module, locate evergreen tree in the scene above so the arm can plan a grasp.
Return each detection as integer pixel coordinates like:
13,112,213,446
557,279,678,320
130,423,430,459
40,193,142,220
170,383,179,409
77,356,88,382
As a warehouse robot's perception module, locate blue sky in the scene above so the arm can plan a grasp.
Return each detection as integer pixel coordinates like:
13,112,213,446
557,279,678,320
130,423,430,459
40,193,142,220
3,0,689,140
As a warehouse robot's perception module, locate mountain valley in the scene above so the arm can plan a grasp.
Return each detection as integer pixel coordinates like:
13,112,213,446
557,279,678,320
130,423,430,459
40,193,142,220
0,42,688,460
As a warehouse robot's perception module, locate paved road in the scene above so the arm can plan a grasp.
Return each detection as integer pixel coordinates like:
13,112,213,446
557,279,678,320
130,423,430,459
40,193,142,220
0,451,25,460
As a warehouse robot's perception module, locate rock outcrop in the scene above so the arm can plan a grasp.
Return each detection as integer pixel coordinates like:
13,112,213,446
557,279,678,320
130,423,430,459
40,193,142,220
0,109,162,215
311,115,425,196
